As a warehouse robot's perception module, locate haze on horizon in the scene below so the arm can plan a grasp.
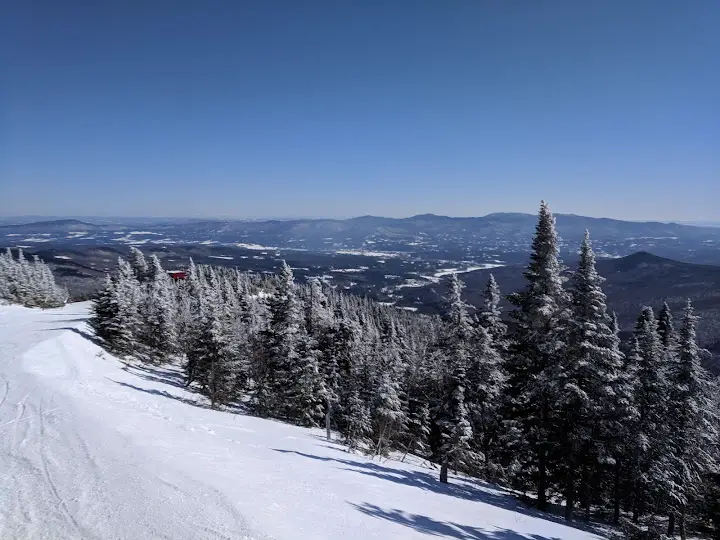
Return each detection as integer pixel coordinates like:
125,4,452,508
2,1,718,222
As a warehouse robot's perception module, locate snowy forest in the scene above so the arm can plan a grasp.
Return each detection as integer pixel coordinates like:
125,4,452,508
86,202,720,537
0,248,68,308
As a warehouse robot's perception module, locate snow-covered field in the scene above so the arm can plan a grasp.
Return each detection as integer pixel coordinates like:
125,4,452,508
0,303,607,540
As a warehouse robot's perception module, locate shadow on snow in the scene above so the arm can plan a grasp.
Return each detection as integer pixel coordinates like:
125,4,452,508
271,449,605,537
349,503,566,540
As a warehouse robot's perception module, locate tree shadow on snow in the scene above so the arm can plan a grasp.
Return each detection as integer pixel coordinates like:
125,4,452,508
110,379,210,409
349,502,564,540
42,325,105,348
121,362,187,389
271,449,605,536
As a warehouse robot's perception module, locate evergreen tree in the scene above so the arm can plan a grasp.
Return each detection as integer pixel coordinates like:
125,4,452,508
438,273,475,483
557,230,626,520
629,306,671,521
478,273,507,350
128,246,149,282
140,255,177,361
665,301,719,537
343,389,373,451
504,201,571,510
255,261,303,418
89,275,122,347
0,248,67,308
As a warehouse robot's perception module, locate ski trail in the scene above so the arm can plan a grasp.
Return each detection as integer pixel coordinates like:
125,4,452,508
37,399,86,538
0,303,261,540
0,302,605,540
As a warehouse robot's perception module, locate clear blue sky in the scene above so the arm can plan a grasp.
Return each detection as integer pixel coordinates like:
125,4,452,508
2,1,718,221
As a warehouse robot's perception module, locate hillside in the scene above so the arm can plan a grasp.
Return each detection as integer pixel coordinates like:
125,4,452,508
400,252,720,369
0,302,606,540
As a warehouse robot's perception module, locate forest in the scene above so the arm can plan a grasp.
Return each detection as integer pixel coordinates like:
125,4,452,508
83,202,720,538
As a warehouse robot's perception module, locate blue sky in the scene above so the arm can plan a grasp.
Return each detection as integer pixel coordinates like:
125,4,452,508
2,1,718,221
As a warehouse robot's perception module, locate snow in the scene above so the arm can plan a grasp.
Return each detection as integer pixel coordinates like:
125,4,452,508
129,231,162,235
53,255,72,260
21,237,55,242
236,243,277,251
209,255,234,260
335,250,401,258
433,264,504,279
0,302,606,540
331,267,368,273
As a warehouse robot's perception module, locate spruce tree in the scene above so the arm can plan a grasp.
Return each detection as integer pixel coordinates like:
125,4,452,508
666,301,719,538
629,306,671,521
504,201,570,510
558,230,626,520
141,255,177,361
478,273,507,350
128,246,149,282
438,273,475,483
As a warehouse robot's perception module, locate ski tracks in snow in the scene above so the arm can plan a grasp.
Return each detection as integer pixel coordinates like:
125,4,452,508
0,304,260,540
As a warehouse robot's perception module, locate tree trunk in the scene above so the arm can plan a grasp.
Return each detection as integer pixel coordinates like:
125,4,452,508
613,461,621,525
679,507,686,540
584,475,591,521
325,398,331,441
580,466,591,521
440,457,449,483
667,513,675,537
565,474,575,521
537,447,547,511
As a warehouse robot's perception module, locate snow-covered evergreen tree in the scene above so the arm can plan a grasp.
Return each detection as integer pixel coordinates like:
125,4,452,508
504,201,571,509
557,230,626,520
255,262,304,419
128,246,149,282
0,248,67,307
629,306,672,521
140,255,177,361
665,300,718,537
477,273,507,351
438,273,475,483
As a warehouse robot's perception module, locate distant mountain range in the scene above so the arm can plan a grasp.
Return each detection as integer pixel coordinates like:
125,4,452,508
2,213,719,265
3,218,719,371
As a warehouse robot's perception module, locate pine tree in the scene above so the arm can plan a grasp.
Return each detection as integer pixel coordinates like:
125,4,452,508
128,246,149,282
557,230,626,520
405,400,431,459
504,200,571,510
193,301,240,408
467,323,505,479
665,301,719,538
117,258,143,352
89,275,122,347
373,370,407,456
438,273,476,483
343,389,373,451
0,248,67,308
254,261,304,419
629,306,671,521
657,301,677,350
140,255,177,361
478,273,507,350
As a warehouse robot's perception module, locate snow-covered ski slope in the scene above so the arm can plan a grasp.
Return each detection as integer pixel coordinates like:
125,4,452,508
0,302,607,540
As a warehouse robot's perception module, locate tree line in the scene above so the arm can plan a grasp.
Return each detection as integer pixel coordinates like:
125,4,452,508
89,202,719,537
0,247,68,308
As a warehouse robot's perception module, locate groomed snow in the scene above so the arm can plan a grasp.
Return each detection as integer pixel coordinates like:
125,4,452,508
0,303,607,540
